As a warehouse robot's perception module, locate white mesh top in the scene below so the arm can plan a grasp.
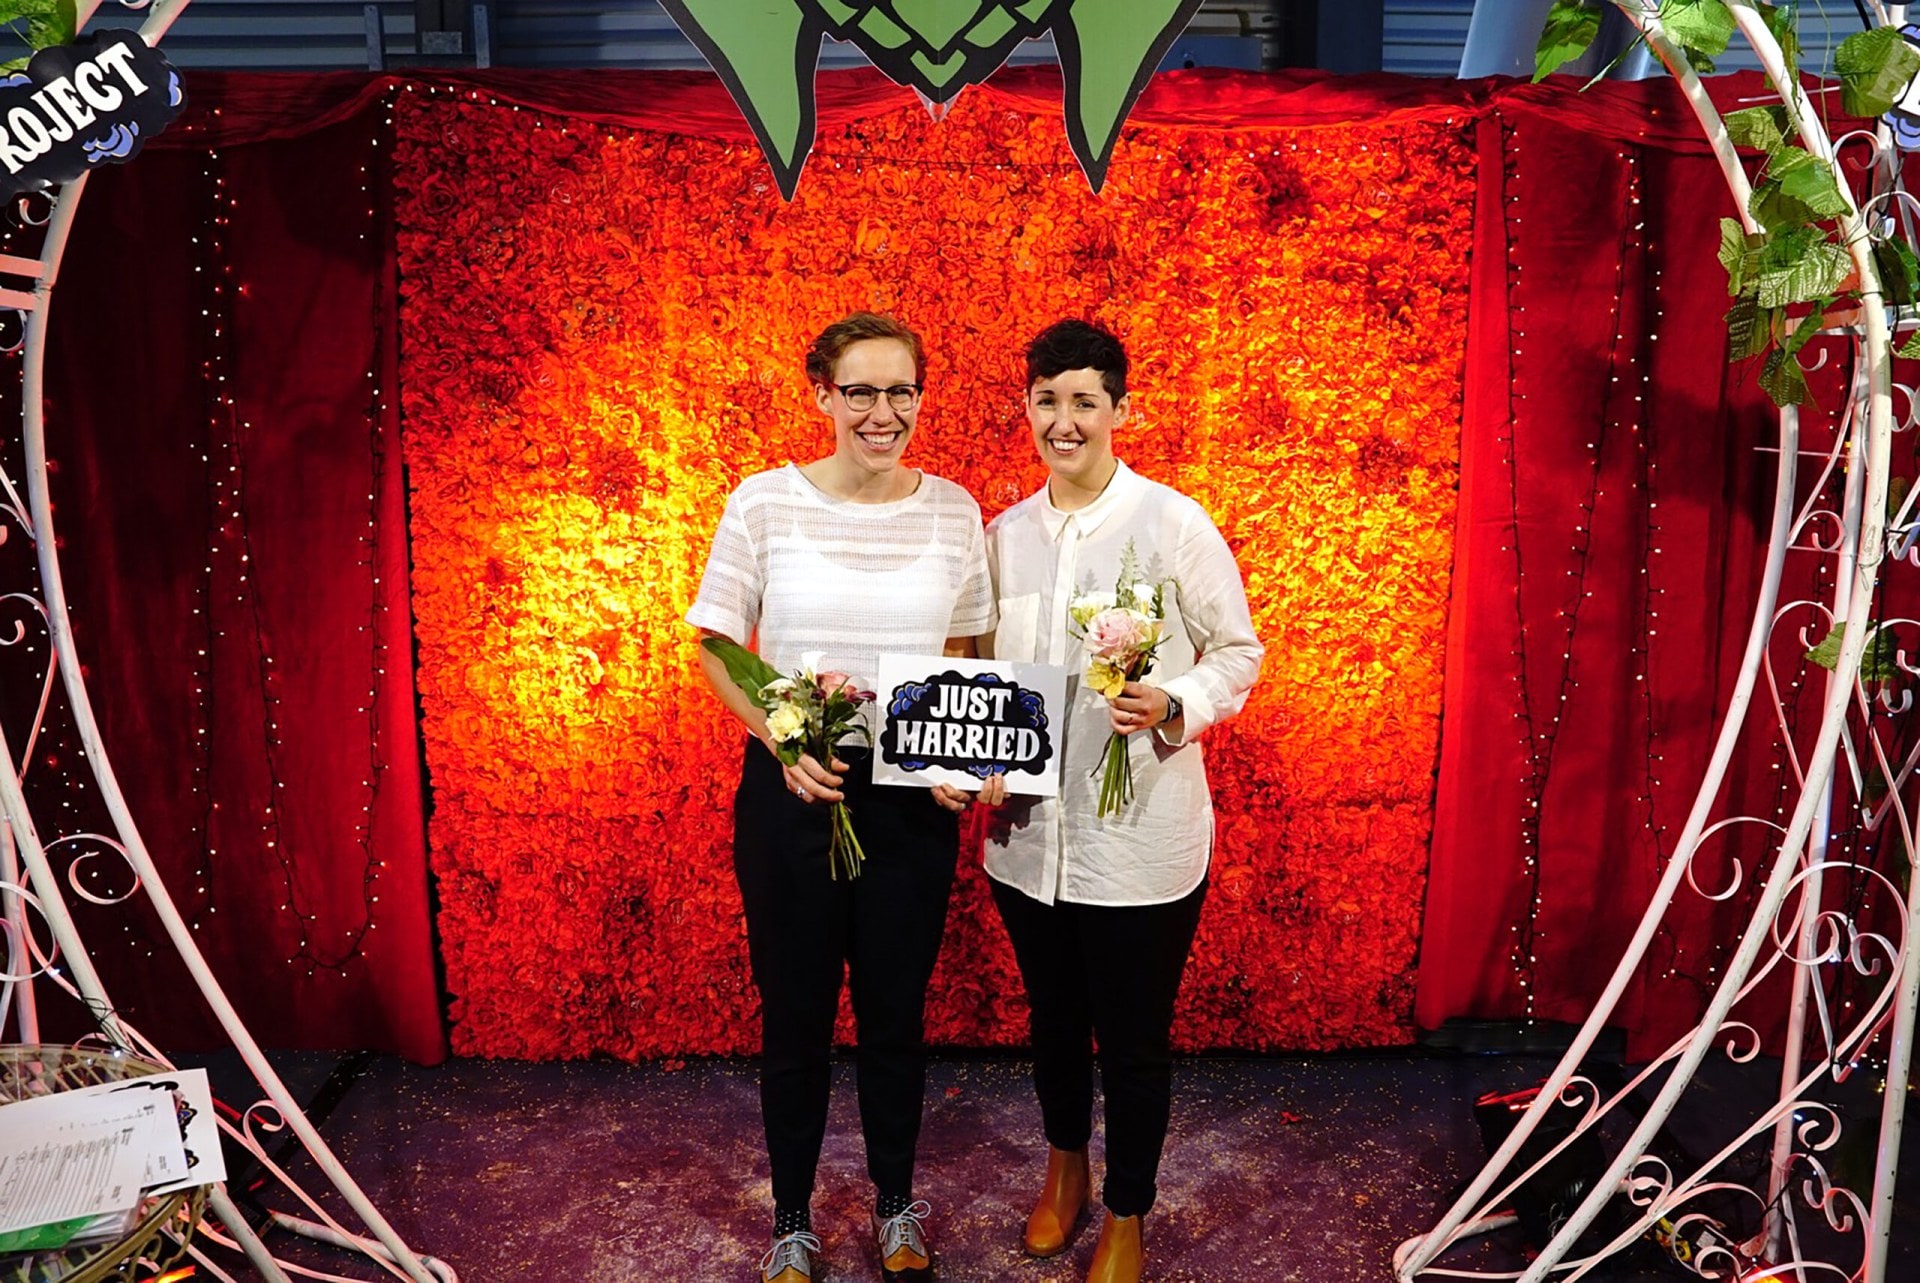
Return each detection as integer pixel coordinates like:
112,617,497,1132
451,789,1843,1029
686,464,995,692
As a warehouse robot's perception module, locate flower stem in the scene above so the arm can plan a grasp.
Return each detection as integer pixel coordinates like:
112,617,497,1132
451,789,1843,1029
1094,731,1133,818
828,801,865,880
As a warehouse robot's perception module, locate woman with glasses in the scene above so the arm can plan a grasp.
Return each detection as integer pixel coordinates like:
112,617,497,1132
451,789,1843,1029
687,312,994,1283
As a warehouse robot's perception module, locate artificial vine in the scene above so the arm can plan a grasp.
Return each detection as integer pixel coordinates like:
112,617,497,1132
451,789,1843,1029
0,0,75,72
1538,0,1920,406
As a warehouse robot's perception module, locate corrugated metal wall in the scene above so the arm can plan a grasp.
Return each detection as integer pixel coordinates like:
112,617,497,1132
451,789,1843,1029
84,0,1269,72
81,0,1890,78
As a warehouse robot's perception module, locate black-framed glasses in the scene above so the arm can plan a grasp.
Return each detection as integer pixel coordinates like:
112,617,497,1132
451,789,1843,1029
830,381,923,413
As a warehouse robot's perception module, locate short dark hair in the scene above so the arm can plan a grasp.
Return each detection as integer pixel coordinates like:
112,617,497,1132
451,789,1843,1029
1024,319,1127,403
805,312,926,385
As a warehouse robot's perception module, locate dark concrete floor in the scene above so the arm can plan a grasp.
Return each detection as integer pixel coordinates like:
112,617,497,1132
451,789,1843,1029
183,1050,1916,1282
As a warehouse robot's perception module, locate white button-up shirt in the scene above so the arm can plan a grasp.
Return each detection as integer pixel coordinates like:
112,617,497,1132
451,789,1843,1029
982,462,1264,906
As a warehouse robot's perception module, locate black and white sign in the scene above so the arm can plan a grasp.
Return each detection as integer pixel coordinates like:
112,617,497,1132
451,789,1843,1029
872,655,1068,796
0,31,184,197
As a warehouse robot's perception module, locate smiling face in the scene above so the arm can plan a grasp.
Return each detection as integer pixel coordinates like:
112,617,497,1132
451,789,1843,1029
814,337,921,478
1028,367,1127,505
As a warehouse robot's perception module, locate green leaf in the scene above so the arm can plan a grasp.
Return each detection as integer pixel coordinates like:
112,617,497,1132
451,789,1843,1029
1725,295,1773,360
1835,25,1920,119
1779,302,1828,360
1748,152,1851,230
0,0,76,48
1717,217,1746,289
1760,346,1812,405
1805,622,1900,681
1718,217,1768,296
1759,0,1800,67
1534,0,1603,82
0,56,23,73
1898,327,1920,359
1874,237,1920,307
700,635,784,705
1755,231,1851,309
1724,106,1789,154
1659,0,1735,58
1774,153,1851,220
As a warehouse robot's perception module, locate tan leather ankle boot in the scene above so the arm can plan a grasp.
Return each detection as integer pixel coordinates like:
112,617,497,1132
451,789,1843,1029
1086,1211,1144,1283
1021,1145,1090,1257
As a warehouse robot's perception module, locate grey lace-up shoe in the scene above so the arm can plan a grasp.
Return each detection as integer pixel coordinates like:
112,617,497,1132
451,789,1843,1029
759,1229,821,1282
871,1199,933,1280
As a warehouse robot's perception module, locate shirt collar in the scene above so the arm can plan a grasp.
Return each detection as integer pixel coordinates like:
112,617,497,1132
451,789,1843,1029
1038,460,1139,542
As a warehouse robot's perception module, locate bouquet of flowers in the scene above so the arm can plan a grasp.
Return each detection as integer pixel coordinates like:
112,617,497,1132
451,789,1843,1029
702,636,875,879
1068,541,1172,818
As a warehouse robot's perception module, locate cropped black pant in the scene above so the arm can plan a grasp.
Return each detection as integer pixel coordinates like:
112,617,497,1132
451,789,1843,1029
732,741,959,1211
990,875,1208,1219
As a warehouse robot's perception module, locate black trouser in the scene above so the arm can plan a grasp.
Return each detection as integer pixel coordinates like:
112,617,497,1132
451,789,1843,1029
733,741,959,1212
990,875,1208,1219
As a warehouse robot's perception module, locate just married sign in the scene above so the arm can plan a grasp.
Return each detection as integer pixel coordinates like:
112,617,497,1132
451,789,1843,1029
871,655,1068,796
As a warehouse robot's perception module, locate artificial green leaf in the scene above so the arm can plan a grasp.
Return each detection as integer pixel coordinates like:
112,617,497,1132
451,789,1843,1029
700,635,784,704
1898,327,1920,359
1749,153,1851,230
1759,0,1800,68
1684,46,1717,75
1873,237,1920,307
1718,217,1751,294
1807,622,1846,669
1724,294,1772,360
1724,105,1789,154
1806,622,1900,680
1760,346,1812,405
1779,302,1828,359
1660,0,1735,58
1835,25,1920,119
1534,0,1603,82
0,55,23,73
0,0,76,49
1774,152,1852,220
1757,239,1850,308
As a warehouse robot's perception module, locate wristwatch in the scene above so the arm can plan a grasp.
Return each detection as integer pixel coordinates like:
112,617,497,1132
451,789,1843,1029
1161,691,1184,725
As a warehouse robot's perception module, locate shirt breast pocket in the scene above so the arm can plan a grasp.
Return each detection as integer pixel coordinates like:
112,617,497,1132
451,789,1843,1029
992,593,1041,661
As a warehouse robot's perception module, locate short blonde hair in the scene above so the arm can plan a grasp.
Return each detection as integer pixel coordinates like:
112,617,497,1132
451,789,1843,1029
804,312,926,386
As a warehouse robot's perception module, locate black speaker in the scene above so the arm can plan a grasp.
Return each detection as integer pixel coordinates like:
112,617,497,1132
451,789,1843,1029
1473,1083,1625,1254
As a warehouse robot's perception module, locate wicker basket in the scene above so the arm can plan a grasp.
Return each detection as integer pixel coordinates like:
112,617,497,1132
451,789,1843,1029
0,1045,206,1283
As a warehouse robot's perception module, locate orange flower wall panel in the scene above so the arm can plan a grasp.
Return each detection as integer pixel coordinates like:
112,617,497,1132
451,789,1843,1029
394,91,1474,1057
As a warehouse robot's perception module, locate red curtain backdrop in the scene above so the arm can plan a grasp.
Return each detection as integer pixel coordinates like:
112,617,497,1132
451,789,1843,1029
24,99,445,1062
32,64,1850,1062
1413,82,1867,1061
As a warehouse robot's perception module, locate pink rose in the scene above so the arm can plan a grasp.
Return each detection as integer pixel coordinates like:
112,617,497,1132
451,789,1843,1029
1086,609,1151,661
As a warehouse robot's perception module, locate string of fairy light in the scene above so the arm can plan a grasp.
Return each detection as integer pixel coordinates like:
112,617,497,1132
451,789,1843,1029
1503,125,1641,1020
186,111,391,976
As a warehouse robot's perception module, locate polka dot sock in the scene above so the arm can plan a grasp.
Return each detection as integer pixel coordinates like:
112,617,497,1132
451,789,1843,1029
875,1191,911,1221
774,1206,811,1238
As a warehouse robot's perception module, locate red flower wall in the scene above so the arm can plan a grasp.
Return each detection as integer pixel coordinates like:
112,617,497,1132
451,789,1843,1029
393,87,1474,1057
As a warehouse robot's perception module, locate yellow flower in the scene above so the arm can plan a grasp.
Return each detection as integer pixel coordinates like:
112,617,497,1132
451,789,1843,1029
766,702,806,743
1086,657,1127,699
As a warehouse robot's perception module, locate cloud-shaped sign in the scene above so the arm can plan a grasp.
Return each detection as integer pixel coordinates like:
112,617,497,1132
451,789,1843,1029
0,30,184,198
658,0,1203,197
